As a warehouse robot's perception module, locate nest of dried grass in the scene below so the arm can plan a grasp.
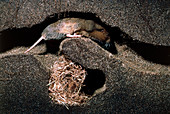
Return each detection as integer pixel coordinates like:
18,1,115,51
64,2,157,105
48,56,90,108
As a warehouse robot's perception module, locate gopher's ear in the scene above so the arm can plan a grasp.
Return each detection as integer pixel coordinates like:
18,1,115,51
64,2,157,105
84,20,95,31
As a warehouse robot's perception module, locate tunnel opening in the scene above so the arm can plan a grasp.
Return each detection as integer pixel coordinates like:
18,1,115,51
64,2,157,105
113,30,170,66
126,41,170,65
81,68,106,96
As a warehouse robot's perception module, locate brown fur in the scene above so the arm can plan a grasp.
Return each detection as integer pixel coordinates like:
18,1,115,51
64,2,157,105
42,18,110,43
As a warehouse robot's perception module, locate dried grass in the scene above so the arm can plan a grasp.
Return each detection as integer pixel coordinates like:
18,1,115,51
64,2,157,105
48,56,90,107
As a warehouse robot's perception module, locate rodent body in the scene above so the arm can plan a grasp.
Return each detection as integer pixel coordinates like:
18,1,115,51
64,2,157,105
25,18,112,53
42,18,110,43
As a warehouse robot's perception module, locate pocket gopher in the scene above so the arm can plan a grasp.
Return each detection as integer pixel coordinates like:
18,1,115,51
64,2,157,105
24,18,111,53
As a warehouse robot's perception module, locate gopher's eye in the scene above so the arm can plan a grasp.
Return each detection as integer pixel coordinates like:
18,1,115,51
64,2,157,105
96,29,104,32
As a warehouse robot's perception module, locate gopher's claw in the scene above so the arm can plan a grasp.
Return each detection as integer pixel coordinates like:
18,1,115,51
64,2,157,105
66,33,82,38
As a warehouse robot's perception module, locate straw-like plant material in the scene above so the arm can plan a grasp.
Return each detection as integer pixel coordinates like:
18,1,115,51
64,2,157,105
48,56,90,107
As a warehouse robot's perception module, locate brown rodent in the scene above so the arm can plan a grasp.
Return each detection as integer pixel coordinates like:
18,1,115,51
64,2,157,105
25,18,111,53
